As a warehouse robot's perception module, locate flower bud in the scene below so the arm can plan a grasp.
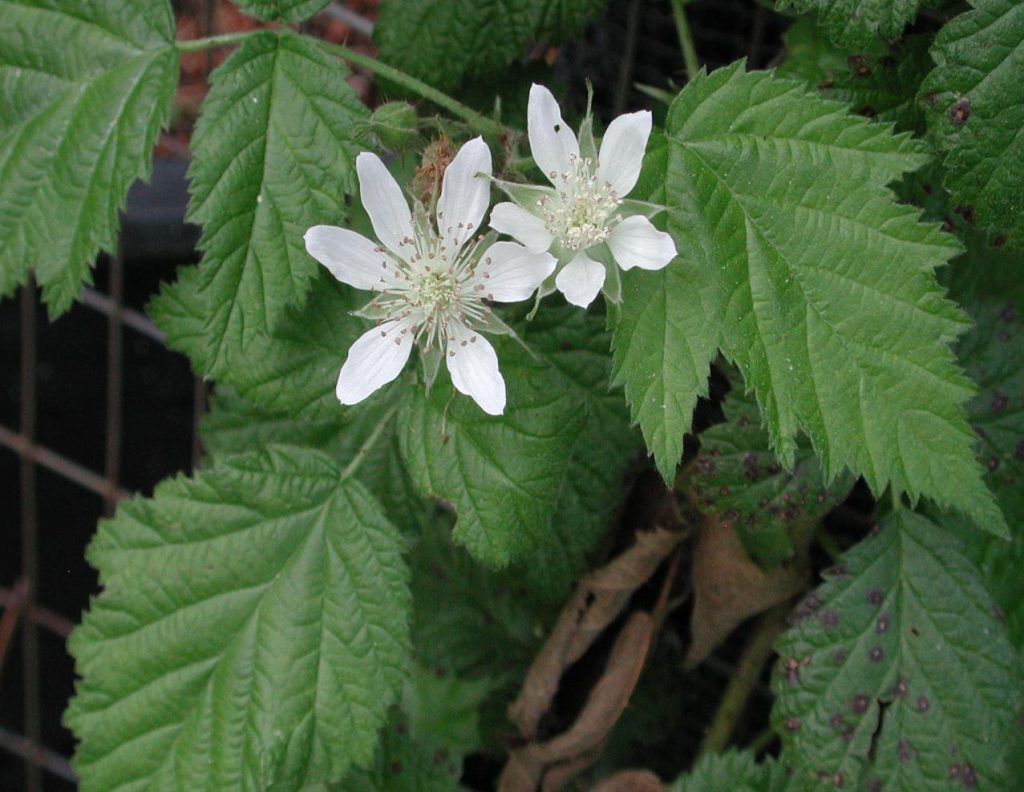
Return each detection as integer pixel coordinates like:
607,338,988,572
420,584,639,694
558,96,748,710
370,101,419,151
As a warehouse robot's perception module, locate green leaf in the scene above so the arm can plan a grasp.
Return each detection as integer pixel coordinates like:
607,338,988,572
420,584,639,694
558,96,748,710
410,518,542,678
611,132,716,482
623,63,1003,534
66,446,411,791
176,31,368,377
777,16,932,133
152,268,368,420
510,307,639,602
921,0,1024,247
398,335,587,567
232,0,329,22
201,383,430,534
0,0,177,313
772,510,1021,790
374,0,606,93
683,387,855,567
775,0,927,50
335,709,462,792
667,751,783,791
403,664,493,756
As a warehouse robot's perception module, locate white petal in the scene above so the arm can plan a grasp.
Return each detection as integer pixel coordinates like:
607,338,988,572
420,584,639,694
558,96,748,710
596,110,652,198
304,225,394,291
356,152,415,259
607,215,677,271
488,202,554,253
336,319,413,405
445,322,505,415
555,251,605,308
473,241,556,302
436,137,492,252
528,84,579,184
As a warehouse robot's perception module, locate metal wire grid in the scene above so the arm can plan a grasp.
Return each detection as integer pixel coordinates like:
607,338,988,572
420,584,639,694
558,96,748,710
0,3,783,788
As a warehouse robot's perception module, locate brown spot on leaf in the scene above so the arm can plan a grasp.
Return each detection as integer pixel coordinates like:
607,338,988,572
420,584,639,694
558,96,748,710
949,98,970,125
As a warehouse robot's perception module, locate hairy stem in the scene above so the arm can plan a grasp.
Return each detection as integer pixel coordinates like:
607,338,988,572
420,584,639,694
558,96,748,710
670,0,700,82
340,404,399,481
175,31,256,52
697,602,790,757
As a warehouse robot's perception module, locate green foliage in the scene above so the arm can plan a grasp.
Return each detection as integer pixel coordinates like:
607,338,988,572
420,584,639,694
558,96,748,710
921,0,1024,248
616,62,1004,534
772,510,1021,790
776,0,927,50
232,0,329,22
778,16,932,133
0,0,178,313
667,751,783,791
152,269,367,420
684,388,855,567
178,31,368,377
398,337,587,567
374,0,607,93
510,308,639,601
66,447,411,791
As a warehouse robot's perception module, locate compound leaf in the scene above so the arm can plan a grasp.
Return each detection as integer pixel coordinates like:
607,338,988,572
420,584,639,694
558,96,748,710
772,510,1020,790
921,0,1024,248
178,31,367,377
618,63,1003,534
66,446,411,791
0,0,177,313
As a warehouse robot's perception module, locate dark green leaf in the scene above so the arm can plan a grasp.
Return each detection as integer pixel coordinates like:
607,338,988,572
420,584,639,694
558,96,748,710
772,510,1021,790
667,751,783,791
776,0,927,50
233,0,329,22
66,447,411,790
921,0,1024,247
778,16,932,133
684,388,855,567
375,0,606,93
0,0,177,312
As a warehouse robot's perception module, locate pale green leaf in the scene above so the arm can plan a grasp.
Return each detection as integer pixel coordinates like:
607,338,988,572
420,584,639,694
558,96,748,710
668,751,783,792
775,0,928,50
374,0,606,93
0,0,177,313
772,510,1021,790
778,16,932,133
921,0,1024,247
682,387,855,567
66,446,411,791
233,0,329,22
620,63,1004,534
175,31,368,377
398,336,587,567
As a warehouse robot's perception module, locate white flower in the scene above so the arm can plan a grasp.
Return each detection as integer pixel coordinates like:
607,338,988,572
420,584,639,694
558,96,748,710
489,84,677,308
304,137,555,416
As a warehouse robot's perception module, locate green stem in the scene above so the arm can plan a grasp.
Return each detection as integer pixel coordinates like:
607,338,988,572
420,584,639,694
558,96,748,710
340,404,399,481
670,0,700,82
697,603,790,757
175,31,256,52
317,40,507,138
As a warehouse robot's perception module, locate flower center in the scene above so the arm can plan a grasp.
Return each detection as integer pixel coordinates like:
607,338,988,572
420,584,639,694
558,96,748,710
415,268,460,313
540,154,621,251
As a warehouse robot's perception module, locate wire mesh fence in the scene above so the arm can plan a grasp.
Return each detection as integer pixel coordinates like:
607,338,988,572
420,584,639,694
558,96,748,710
0,2,782,787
